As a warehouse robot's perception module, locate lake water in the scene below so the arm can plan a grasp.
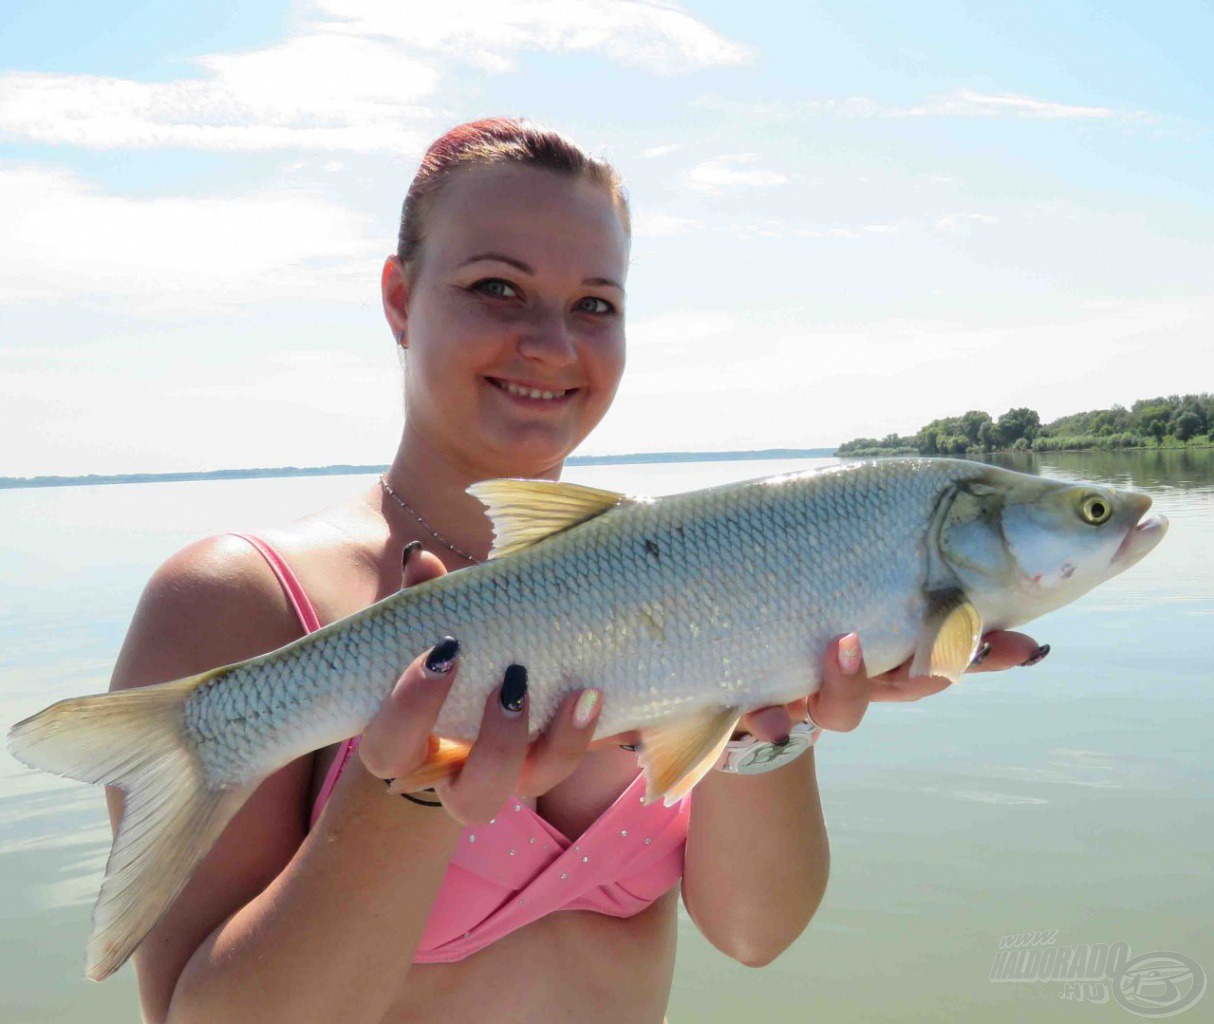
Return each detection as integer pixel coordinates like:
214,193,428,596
1,450,1210,1023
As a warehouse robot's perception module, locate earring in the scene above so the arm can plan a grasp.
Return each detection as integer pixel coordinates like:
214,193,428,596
396,329,406,346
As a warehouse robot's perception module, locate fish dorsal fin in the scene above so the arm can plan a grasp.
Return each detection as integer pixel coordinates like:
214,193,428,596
910,589,984,684
467,479,634,559
637,706,742,807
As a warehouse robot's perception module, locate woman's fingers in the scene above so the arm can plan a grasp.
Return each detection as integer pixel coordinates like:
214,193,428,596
439,665,531,824
359,637,460,779
739,704,797,743
808,632,871,732
516,689,603,797
403,543,448,588
966,630,1044,672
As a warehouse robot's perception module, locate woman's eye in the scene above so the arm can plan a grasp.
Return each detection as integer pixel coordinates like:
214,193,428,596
473,278,519,299
576,296,614,315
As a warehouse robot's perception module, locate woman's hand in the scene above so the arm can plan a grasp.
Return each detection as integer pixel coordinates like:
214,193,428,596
738,630,1048,742
357,545,604,825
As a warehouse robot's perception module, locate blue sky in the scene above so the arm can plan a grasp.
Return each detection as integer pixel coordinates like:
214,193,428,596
1,0,1211,475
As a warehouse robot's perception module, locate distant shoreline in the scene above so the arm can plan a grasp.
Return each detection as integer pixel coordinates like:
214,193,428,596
0,448,838,491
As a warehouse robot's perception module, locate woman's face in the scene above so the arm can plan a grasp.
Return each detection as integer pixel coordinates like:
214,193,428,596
388,162,629,478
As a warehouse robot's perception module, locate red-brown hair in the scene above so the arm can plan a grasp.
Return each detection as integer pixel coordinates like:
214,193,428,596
397,118,629,268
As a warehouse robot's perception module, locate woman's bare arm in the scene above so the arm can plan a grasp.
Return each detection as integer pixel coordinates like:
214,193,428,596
106,539,600,1024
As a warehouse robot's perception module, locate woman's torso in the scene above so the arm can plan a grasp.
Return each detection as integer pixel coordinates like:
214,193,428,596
251,490,681,1023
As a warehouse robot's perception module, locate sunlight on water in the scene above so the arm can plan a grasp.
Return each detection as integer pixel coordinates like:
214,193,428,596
0,451,1210,1022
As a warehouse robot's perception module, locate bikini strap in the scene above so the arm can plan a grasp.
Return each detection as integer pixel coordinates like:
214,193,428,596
229,533,323,635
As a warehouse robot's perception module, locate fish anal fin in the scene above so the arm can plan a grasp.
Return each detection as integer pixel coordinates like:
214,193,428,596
638,707,742,807
385,736,471,794
911,589,984,684
467,479,637,559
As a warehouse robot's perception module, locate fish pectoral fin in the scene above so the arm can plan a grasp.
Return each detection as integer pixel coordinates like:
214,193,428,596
385,736,473,794
467,479,638,559
910,589,984,684
638,707,742,807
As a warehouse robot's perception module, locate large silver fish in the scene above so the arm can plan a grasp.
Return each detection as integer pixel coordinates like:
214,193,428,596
7,458,1167,979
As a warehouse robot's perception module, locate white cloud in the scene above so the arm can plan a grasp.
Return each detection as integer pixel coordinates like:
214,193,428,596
0,164,380,313
695,88,1145,124
904,90,1120,120
632,210,703,237
0,2,750,153
316,0,754,74
932,212,1001,235
0,35,439,153
640,143,682,158
684,153,789,195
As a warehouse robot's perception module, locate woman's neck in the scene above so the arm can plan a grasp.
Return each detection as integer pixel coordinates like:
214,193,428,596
382,427,565,565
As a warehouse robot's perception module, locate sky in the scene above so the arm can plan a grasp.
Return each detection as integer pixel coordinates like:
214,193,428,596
1,0,1212,476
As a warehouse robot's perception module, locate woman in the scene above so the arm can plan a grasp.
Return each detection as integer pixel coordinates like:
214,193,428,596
106,119,1043,1024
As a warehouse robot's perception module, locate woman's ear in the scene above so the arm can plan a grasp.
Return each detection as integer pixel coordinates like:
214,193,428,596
381,255,410,347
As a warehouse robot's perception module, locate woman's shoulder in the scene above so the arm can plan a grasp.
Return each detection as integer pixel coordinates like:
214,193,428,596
110,533,313,693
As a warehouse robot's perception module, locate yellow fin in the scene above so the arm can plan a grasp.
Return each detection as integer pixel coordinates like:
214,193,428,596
910,590,984,684
385,736,472,794
638,707,742,807
467,478,635,559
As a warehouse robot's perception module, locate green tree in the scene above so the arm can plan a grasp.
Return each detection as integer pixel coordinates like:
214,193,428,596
995,407,1041,447
1174,410,1201,441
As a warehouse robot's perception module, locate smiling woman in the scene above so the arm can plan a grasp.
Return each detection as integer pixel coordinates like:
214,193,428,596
84,117,1041,1024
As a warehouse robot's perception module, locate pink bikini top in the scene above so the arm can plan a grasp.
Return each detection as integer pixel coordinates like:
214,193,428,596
234,534,690,963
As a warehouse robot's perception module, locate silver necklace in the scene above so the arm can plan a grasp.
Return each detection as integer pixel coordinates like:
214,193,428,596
379,475,484,564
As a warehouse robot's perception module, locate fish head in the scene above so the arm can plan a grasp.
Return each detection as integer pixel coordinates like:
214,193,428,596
937,468,1168,629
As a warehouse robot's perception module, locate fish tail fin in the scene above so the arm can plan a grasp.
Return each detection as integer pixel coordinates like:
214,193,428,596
6,674,255,981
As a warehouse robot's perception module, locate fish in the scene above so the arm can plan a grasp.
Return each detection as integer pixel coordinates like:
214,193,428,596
7,458,1167,979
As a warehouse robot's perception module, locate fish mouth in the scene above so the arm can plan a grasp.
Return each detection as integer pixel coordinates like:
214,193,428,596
1111,512,1169,566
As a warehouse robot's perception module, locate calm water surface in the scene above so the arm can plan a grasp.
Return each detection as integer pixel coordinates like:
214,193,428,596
0,451,1210,1023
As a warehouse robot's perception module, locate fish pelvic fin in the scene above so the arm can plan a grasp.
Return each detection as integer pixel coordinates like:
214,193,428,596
467,478,637,559
384,736,472,794
6,672,254,981
638,707,742,807
911,589,984,684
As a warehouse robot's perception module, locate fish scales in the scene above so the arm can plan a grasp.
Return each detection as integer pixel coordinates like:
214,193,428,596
185,460,955,785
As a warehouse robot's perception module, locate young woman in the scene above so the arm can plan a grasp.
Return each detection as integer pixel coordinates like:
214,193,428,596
106,119,1043,1024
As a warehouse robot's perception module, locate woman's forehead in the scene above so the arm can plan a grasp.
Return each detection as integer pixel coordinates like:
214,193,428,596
425,164,629,275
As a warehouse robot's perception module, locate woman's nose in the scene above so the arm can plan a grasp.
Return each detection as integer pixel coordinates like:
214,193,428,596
517,309,577,366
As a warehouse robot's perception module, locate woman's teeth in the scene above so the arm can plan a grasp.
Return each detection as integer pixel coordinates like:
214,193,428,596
496,380,569,401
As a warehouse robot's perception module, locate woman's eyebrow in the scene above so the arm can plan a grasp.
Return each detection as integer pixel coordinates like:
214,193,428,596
460,252,534,274
459,253,623,292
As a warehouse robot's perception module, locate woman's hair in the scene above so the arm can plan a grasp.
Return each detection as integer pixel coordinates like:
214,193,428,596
397,117,630,270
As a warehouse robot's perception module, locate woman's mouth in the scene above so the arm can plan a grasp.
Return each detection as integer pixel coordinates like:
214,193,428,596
487,377,578,403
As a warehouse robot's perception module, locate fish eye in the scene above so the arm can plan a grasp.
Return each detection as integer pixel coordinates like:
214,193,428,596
1079,494,1112,525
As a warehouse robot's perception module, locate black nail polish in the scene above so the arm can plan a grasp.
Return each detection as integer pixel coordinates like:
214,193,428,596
425,636,459,674
971,641,992,667
402,540,423,568
501,663,528,713
773,735,791,748
1020,643,1051,668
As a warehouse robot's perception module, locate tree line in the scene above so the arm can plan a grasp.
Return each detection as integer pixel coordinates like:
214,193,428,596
836,393,1213,457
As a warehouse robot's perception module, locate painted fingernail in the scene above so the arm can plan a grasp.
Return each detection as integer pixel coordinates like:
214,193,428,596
501,664,528,715
402,540,423,569
773,735,791,748
838,632,862,676
572,689,602,729
424,636,459,675
1020,644,1051,668
970,641,992,667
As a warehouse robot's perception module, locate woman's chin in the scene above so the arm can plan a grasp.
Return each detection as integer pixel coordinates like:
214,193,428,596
470,420,586,479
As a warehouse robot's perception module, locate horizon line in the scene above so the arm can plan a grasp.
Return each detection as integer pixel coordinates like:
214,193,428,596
0,447,841,491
